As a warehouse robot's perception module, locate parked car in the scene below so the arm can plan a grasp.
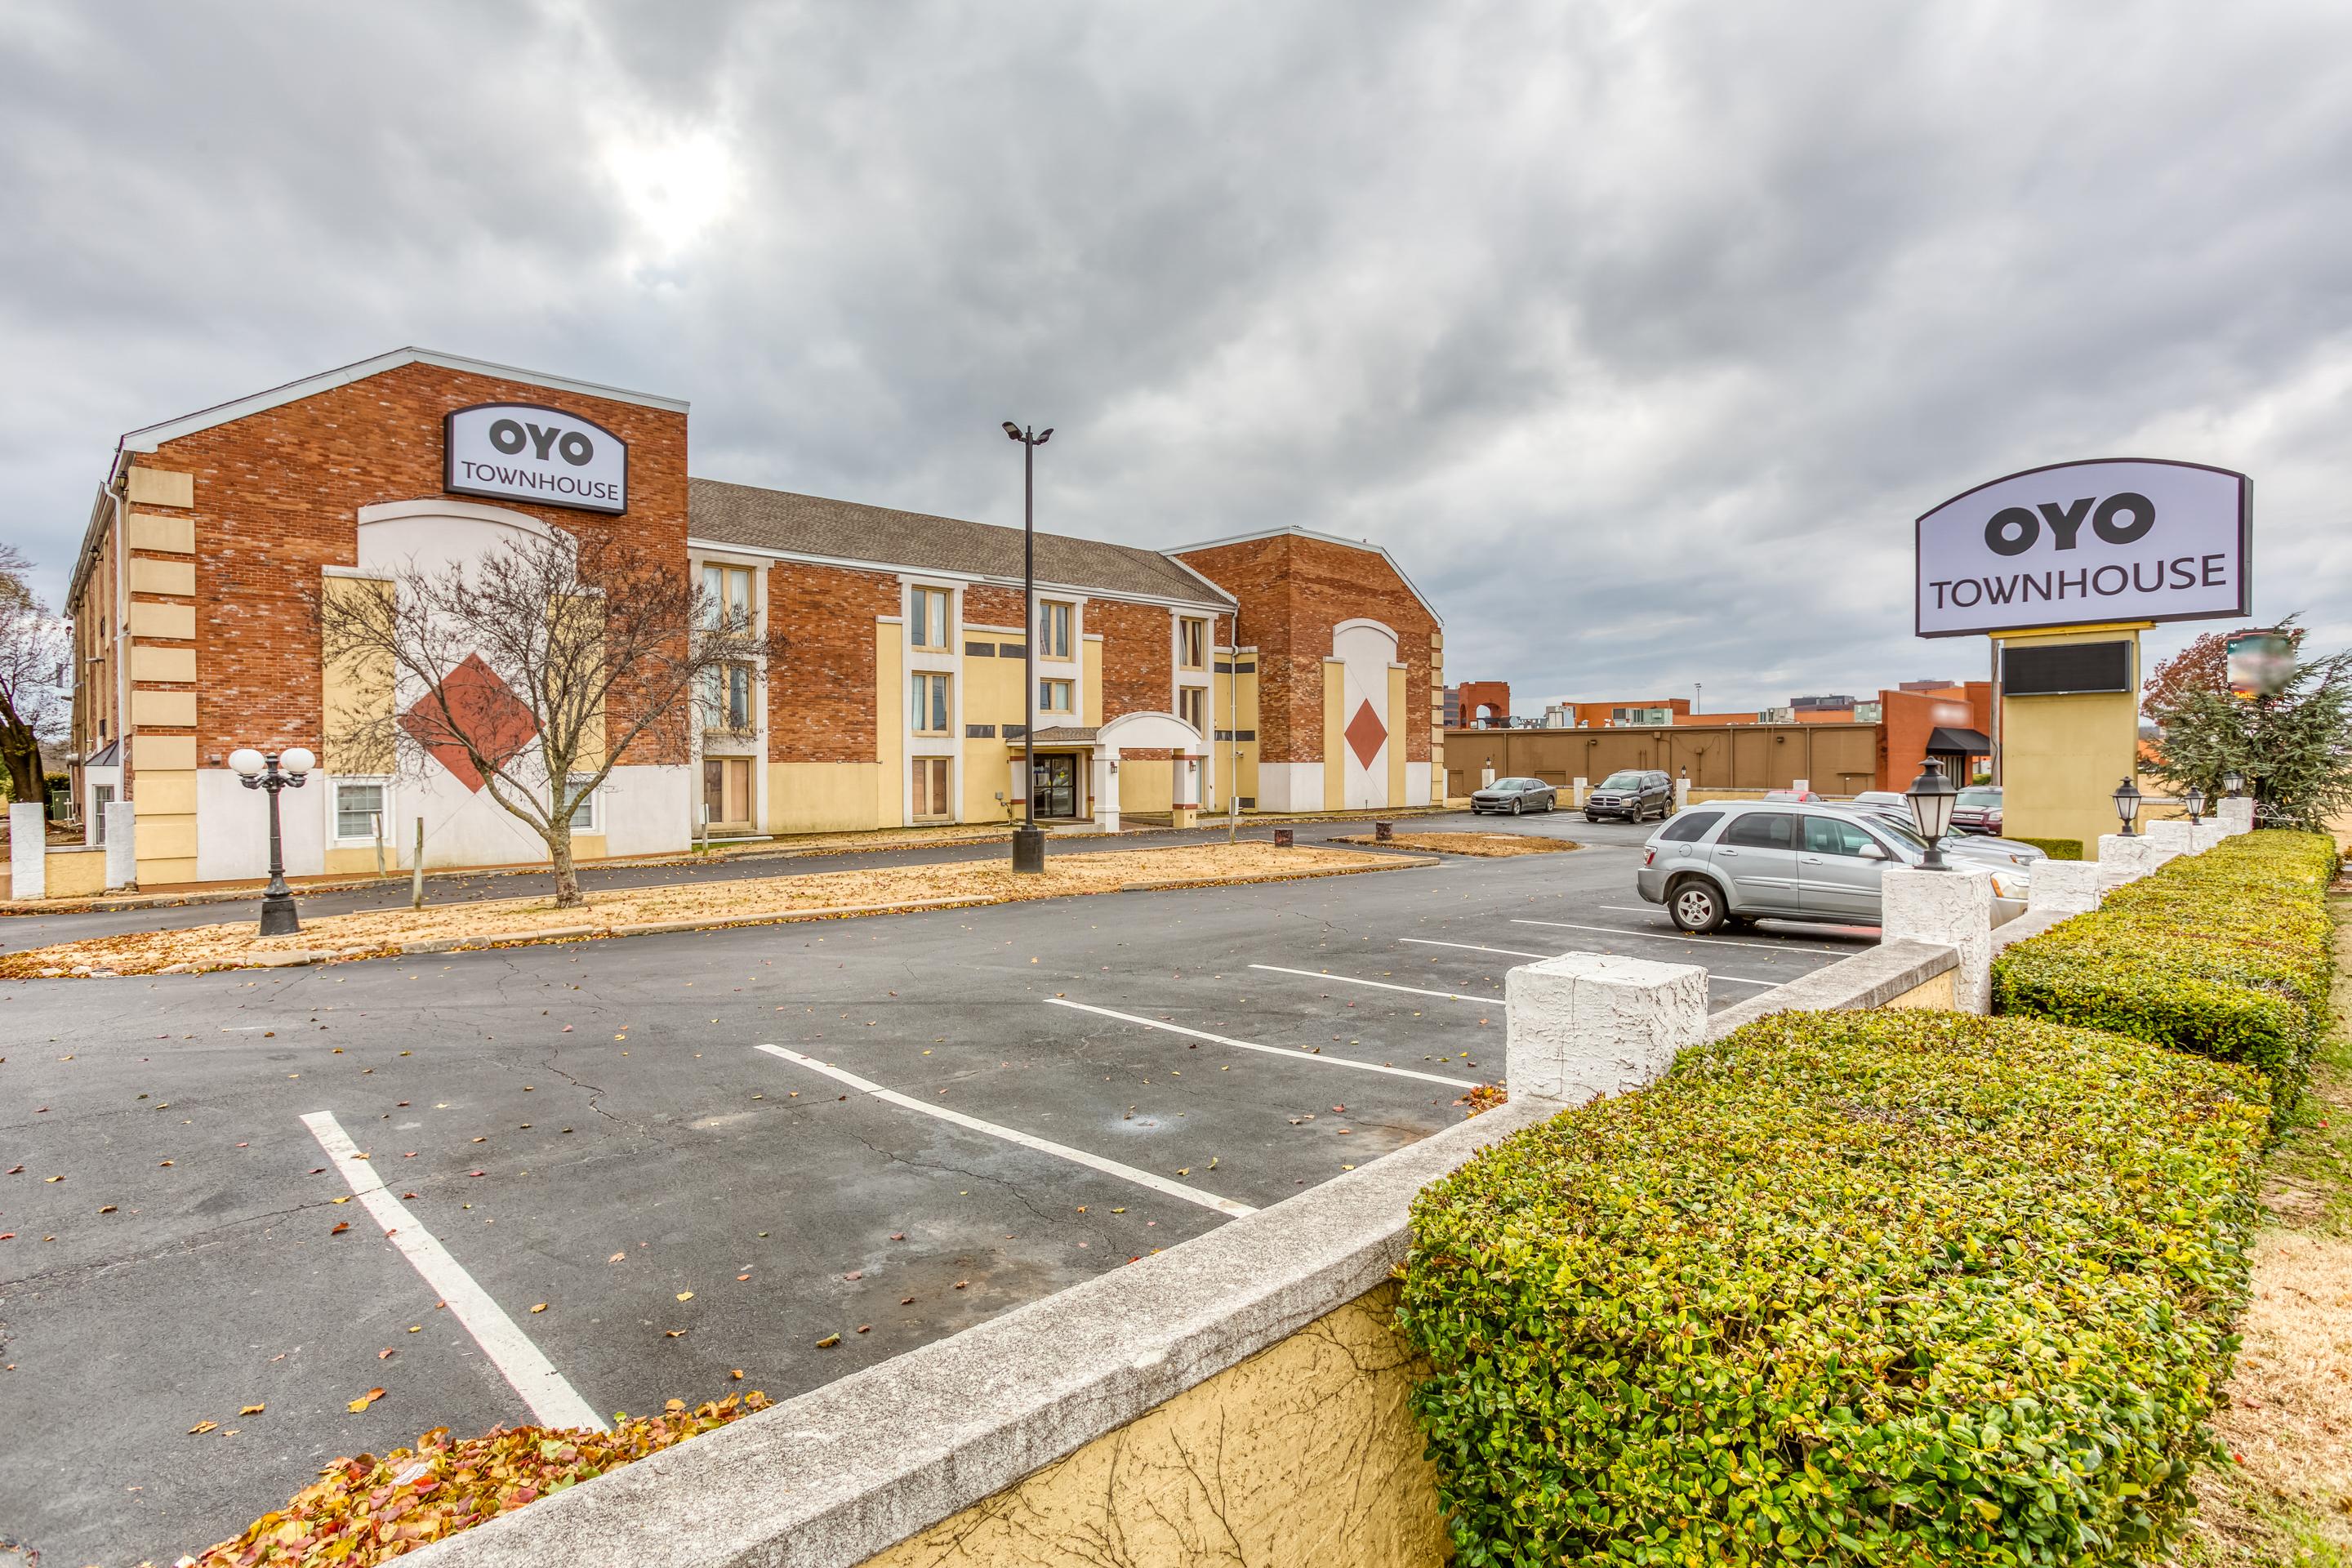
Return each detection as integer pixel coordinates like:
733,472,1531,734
1468,776,1557,815
1838,803,2047,871
1950,786,2002,835
1634,800,2029,933
1583,769,1674,822
1762,787,1826,803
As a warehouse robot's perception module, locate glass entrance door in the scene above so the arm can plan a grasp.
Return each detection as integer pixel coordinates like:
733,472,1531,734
703,757,753,830
1031,754,1080,819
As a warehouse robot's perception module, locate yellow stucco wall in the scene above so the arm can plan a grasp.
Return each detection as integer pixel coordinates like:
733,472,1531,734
1387,665,1408,807
1208,657,1259,809
857,1282,1448,1568
1120,759,1176,815
131,733,198,885
768,764,888,833
1884,969,1957,1009
1323,657,1346,809
1083,637,1104,728
963,647,1027,823
876,621,905,827
1996,624,2145,851
44,849,106,899
321,576,396,773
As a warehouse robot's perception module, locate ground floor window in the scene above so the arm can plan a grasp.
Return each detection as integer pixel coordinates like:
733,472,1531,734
91,783,114,842
334,781,387,842
1030,753,1080,819
567,776,599,832
703,756,754,829
911,756,952,820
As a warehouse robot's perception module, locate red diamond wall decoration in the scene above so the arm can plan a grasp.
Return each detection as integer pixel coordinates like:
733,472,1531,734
398,653,538,791
1345,700,1388,768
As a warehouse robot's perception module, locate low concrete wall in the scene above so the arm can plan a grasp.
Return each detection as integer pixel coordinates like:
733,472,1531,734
43,845,107,899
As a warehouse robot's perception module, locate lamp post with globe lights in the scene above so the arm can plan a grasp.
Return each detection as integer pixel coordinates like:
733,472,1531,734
229,746,314,934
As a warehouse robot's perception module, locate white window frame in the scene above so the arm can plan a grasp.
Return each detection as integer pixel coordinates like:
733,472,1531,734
332,777,394,844
1040,677,1075,715
1178,616,1208,670
567,775,600,832
1037,599,1075,661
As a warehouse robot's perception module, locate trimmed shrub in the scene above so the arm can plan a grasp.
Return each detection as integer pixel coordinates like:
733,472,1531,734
2012,835,2083,860
1993,830,2336,1111
1400,1009,2266,1567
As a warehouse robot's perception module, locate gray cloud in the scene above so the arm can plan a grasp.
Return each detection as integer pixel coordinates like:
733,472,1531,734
5,0,2350,711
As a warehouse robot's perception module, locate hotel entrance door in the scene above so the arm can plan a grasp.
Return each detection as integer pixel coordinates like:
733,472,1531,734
1031,753,1080,820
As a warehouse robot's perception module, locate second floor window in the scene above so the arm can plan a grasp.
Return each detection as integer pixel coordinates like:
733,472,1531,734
912,671,952,734
1179,617,1207,669
1040,678,1074,713
1038,600,1073,659
1178,685,1206,732
911,587,952,650
705,663,755,730
702,564,754,630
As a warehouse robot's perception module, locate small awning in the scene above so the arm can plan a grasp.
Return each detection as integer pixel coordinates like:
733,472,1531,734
1006,725,1098,748
1927,726,1992,755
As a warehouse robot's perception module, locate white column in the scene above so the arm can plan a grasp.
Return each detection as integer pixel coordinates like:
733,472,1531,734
105,801,139,890
2025,859,2101,917
1481,764,1496,788
1094,751,1121,832
2216,796,2255,835
1505,951,1708,1108
1882,864,1995,1012
1673,775,1690,810
10,801,47,901
2097,832,2158,892
1571,776,1588,807
2143,819,2193,866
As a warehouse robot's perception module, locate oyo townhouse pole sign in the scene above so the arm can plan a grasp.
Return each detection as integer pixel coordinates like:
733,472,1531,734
445,403,628,514
1914,458,2250,637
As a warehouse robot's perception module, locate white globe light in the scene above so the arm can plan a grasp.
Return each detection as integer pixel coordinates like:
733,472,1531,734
280,746,317,777
228,748,265,778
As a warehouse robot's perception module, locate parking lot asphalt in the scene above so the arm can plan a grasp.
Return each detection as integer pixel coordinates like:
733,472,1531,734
0,813,1873,1566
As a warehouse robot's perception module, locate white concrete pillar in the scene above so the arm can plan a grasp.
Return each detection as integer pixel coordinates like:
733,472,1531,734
2025,858,2101,918
1571,776,1588,807
104,801,138,890
1094,751,1121,832
1505,951,1708,1108
1174,755,1199,808
2216,796,2255,836
2144,819,2193,866
1673,775,1690,810
2192,820,2230,853
1481,764,1496,789
1882,864,1995,1012
9,801,46,901
2097,833,2158,892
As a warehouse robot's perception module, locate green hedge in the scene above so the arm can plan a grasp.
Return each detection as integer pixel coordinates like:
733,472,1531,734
2012,835,2083,860
1399,1010,2266,1567
1993,830,2336,1111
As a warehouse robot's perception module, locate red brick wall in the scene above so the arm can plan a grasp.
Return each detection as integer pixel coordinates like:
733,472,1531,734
766,561,899,763
1176,533,1438,764
961,585,1027,630
1087,598,1174,721
135,360,691,765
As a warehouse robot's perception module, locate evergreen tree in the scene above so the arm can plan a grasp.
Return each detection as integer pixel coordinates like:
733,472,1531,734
2148,619,2352,831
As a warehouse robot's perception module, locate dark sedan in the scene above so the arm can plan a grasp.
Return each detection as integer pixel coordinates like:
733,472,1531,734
1469,776,1558,814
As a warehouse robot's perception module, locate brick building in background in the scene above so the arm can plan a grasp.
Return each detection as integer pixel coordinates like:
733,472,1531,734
61,350,1444,890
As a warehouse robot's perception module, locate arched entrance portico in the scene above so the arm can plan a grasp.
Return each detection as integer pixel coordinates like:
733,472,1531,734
1090,710,1205,831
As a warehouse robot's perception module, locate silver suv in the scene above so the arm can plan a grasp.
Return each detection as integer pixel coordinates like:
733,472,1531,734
1633,800,2030,933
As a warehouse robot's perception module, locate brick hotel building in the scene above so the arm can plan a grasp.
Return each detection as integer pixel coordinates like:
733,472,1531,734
62,350,1444,889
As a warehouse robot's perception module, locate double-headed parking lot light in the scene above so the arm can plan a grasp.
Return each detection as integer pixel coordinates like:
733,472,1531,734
233,746,314,935
2184,784,2207,825
2111,775,2143,837
1904,757,1957,870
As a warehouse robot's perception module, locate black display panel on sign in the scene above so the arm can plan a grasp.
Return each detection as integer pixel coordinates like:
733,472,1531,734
2002,640,2133,697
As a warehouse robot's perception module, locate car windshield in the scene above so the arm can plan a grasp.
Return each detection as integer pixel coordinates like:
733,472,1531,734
1957,787,2002,807
1499,778,1539,790
1600,772,1646,789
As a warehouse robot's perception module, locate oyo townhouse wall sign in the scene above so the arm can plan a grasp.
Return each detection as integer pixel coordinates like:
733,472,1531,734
1914,457,2251,637
445,403,628,514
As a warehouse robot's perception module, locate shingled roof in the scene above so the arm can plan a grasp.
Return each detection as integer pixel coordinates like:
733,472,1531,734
688,479,1231,606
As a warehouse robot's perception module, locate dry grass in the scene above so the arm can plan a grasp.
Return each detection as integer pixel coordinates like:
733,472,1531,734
2180,902,2352,1566
1330,831,1579,858
0,841,1390,978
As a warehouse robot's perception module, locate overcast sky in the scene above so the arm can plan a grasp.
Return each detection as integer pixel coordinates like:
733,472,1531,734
5,2,2350,715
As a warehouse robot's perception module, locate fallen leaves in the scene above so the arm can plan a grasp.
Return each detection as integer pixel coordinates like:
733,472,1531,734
330,1222,352,1236
239,1404,265,1416
815,1334,841,1349
189,1419,219,1435
347,1387,386,1414
529,1303,548,1314
675,1291,693,1302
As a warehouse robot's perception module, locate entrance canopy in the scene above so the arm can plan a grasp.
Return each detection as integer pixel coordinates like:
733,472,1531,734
1927,725,1992,756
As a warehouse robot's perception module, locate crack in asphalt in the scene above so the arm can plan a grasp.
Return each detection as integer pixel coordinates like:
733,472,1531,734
841,1128,1067,1229
0,1196,361,1293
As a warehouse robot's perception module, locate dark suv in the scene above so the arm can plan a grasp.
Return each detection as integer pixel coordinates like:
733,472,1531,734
1584,768,1674,823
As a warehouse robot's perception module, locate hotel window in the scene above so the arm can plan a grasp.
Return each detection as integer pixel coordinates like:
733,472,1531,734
911,586,953,651
702,564,754,630
1179,618,1207,670
704,663,755,731
912,672,952,734
1038,600,1073,660
1040,678,1074,714
334,781,386,841
1178,686,1206,733
567,777,599,832
911,757,951,820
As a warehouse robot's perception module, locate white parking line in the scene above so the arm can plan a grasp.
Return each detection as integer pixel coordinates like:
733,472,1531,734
301,1111,607,1432
1248,963,1488,1002
1401,935,1781,988
1512,918,1853,956
1044,997,1481,1088
755,1044,1256,1217
1598,904,1879,940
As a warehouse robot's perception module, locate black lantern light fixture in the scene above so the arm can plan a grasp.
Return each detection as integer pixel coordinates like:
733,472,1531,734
2184,783,2207,825
229,746,314,934
1904,756,1958,870
2111,775,2143,836
1003,421,1053,875
2222,768,2244,798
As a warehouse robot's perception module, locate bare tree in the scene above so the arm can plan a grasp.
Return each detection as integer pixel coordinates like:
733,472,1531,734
316,528,782,907
0,544,68,807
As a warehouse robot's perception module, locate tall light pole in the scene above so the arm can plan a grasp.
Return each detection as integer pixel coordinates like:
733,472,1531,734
229,746,314,933
1003,421,1053,873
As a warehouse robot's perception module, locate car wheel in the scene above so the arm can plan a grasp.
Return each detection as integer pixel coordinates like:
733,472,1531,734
1669,878,1726,934
1510,797,1523,815
1544,795,1556,812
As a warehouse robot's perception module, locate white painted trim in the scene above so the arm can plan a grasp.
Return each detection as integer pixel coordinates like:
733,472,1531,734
356,497,569,535
301,1111,607,1432
320,564,394,581
1332,616,1398,642
684,537,1232,614
1169,526,1443,626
